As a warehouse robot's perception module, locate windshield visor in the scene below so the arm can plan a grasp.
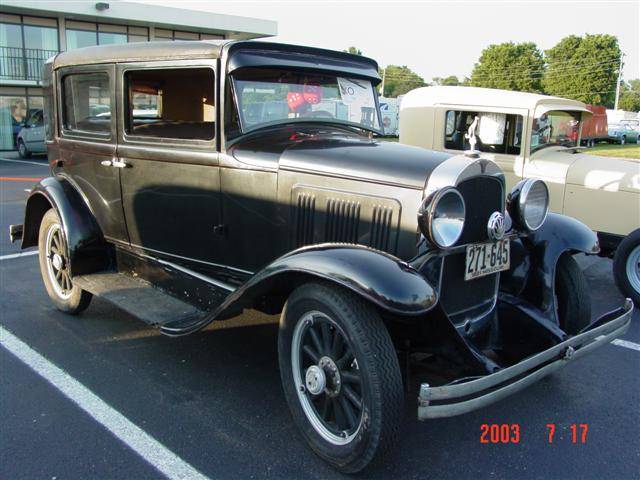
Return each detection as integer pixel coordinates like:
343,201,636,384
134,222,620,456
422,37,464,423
231,68,381,134
531,110,581,153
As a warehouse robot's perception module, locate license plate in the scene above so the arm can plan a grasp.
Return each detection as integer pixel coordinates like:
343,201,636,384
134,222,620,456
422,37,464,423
465,239,510,281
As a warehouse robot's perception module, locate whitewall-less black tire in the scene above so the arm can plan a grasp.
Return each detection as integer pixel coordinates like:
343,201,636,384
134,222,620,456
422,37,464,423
278,282,403,473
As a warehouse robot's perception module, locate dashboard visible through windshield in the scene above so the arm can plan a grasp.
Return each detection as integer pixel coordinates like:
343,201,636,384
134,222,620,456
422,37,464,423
531,110,581,153
231,68,381,134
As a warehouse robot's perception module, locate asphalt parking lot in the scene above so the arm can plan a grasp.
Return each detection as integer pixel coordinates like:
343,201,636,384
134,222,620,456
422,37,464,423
0,153,638,480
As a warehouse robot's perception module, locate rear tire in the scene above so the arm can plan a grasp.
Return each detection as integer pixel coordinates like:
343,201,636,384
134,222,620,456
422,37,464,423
620,135,626,145
555,253,591,334
38,209,92,314
17,139,31,158
613,229,640,306
278,282,403,473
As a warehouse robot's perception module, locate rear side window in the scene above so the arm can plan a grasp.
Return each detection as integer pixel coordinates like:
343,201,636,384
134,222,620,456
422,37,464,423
124,68,215,141
62,73,111,135
445,110,523,155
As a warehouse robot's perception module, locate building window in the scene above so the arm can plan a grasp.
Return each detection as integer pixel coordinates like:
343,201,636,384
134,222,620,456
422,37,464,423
0,14,59,81
98,23,127,45
62,73,111,136
125,68,215,140
66,21,97,49
152,29,222,41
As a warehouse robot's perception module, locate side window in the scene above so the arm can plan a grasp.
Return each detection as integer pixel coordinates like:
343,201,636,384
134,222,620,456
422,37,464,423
444,110,523,155
124,68,215,141
62,73,111,135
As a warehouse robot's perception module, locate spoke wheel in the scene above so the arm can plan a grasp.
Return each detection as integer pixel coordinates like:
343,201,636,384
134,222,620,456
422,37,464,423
45,222,73,300
614,229,640,306
292,311,364,445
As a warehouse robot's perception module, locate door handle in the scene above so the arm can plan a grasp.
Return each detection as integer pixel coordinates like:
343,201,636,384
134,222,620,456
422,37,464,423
111,160,129,168
100,160,113,167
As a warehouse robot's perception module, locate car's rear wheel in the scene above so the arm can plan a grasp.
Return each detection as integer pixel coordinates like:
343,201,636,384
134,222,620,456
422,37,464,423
38,209,92,314
278,282,403,473
613,229,640,306
555,253,591,334
620,135,626,145
17,139,31,158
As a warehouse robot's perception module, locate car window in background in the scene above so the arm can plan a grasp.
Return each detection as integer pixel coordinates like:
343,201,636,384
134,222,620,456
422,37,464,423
62,73,111,135
531,110,580,153
27,110,44,127
232,68,381,134
444,110,523,154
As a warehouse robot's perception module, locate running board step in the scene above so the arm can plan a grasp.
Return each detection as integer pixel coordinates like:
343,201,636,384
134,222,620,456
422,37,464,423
73,272,204,326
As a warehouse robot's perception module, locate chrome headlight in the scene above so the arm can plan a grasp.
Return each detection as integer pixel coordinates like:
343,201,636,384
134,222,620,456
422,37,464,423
507,179,549,231
418,187,466,248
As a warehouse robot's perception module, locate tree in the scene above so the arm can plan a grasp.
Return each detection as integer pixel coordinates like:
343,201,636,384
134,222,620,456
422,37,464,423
617,79,640,111
380,65,425,97
343,46,362,56
432,75,460,86
543,34,621,106
470,42,545,92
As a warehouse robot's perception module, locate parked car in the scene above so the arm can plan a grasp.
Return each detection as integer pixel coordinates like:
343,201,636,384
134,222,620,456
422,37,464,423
580,104,608,146
608,120,640,144
379,96,400,136
399,86,640,305
10,42,632,473
16,109,46,158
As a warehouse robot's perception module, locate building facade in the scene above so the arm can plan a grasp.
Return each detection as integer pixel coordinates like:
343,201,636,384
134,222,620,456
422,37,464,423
0,1,277,149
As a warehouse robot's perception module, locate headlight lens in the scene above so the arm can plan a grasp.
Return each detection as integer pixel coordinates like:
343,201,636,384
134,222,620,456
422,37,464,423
418,187,466,248
508,179,549,231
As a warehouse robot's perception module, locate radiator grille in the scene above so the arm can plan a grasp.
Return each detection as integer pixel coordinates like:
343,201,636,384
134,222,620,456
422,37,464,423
440,176,504,320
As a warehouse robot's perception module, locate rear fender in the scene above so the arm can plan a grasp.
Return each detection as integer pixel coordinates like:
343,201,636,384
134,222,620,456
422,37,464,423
161,244,438,336
22,176,109,276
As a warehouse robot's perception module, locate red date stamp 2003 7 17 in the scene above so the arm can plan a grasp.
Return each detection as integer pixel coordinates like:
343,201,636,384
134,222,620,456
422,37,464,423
479,424,589,444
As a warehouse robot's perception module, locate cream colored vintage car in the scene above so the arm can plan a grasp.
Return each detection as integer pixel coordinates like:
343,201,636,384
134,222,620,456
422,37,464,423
399,86,640,304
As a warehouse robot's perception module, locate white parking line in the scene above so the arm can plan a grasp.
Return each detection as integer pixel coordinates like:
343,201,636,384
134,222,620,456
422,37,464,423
0,325,210,480
612,339,640,352
0,157,49,167
0,251,38,261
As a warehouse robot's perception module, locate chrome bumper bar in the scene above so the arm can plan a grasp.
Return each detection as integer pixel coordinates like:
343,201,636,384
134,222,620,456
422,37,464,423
418,299,634,420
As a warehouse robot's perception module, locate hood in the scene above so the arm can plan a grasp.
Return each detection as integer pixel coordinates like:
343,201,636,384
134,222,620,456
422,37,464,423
230,126,452,190
565,151,640,194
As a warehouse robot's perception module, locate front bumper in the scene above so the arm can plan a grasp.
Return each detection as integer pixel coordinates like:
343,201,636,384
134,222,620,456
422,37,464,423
418,299,633,420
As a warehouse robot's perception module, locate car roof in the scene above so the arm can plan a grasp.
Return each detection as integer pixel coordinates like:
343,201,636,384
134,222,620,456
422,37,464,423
50,40,228,68
401,86,587,113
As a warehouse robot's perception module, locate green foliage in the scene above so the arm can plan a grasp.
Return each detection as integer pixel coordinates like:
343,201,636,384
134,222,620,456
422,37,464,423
470,42,545,92
543,34,621,106
432,75,460,86
381,65,425,97
343,46,362,56
618,79,640,111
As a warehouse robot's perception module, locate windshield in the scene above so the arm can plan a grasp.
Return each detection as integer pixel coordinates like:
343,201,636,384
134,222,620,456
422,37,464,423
231,68,381,134
531,110,581,153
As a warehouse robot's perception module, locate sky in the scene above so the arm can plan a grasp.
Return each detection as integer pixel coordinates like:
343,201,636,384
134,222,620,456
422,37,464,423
134,0,639,82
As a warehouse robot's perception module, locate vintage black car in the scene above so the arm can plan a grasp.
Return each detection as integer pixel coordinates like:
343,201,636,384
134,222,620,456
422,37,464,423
10,41,633,472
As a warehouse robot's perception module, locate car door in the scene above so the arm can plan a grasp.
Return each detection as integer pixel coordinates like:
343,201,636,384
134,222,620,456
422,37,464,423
56,64,128,243
116,61,224,268
26,110,45,153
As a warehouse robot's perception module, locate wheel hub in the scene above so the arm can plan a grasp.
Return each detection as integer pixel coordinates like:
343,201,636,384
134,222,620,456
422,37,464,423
52,253,64,270
305,365,326,395
319,356,341,397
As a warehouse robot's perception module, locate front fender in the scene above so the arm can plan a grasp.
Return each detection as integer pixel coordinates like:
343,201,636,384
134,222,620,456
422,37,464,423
22,176,109,276
161,244,438,336
519,213,598,316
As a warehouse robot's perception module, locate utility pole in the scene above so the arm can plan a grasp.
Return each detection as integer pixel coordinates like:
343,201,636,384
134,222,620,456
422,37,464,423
614,52,625,110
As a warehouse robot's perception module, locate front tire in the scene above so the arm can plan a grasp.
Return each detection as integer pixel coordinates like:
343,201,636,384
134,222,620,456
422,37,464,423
38,209,92,314
613,230,640,306
17,139,31,158
278,282,403,473
555,253,591,334
620,135,626,145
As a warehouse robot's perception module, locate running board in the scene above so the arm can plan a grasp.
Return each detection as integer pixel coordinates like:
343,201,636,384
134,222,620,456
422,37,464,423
73,271,204,326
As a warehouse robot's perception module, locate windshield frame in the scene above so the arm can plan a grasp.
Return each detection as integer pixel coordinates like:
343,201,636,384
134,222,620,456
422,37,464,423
228,69,384,137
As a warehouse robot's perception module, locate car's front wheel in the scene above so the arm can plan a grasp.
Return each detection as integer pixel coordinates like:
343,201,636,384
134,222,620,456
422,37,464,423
17,139,31,159
620,135,626,145
613,229,640,306
555,253,592,334
38,209,92,314
278,282,403,473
